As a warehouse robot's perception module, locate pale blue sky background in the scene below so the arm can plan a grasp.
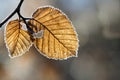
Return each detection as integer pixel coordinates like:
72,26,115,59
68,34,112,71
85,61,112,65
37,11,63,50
0,0,18,21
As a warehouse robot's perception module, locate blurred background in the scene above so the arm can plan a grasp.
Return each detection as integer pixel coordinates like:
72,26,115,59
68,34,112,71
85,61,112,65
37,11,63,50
0,0,120,80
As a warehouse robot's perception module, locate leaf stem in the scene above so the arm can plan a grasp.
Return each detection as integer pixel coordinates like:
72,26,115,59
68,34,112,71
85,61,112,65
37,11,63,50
17,12,34,34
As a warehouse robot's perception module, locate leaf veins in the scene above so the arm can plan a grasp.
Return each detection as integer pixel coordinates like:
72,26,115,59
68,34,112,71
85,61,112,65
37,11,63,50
5,20,32,58
29,6,79,60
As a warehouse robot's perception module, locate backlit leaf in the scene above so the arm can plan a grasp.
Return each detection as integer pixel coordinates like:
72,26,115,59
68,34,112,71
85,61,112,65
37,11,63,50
5,20,32,58
29,6,79,60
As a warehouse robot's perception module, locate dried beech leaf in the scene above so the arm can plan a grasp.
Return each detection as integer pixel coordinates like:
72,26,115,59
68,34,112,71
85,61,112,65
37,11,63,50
29,6,79,60
5,20,32,58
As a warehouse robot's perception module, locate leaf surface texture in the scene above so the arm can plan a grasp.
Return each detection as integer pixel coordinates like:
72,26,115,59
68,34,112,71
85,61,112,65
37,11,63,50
6,20,32,57
29,7,79,59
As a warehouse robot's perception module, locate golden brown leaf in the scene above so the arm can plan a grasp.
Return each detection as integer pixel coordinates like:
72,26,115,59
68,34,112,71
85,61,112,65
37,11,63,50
29,6,79,60
5,20,32,58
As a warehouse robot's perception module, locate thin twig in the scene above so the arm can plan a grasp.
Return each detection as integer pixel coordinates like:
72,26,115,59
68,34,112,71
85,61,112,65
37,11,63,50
0,0,24,28
17,12,34,34
0,0,34,34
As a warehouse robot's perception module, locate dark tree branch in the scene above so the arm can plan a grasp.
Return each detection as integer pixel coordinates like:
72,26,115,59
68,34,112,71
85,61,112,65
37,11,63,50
0,0,34,34
0,0,24,28
17,12,34,34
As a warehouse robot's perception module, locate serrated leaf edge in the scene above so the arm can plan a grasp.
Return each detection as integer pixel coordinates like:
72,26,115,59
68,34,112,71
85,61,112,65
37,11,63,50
32,6,79,60
4,20,33,58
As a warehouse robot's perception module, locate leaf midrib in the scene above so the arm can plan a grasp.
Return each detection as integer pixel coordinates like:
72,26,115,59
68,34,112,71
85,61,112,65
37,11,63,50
13,24,21,54
34,19,74,54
